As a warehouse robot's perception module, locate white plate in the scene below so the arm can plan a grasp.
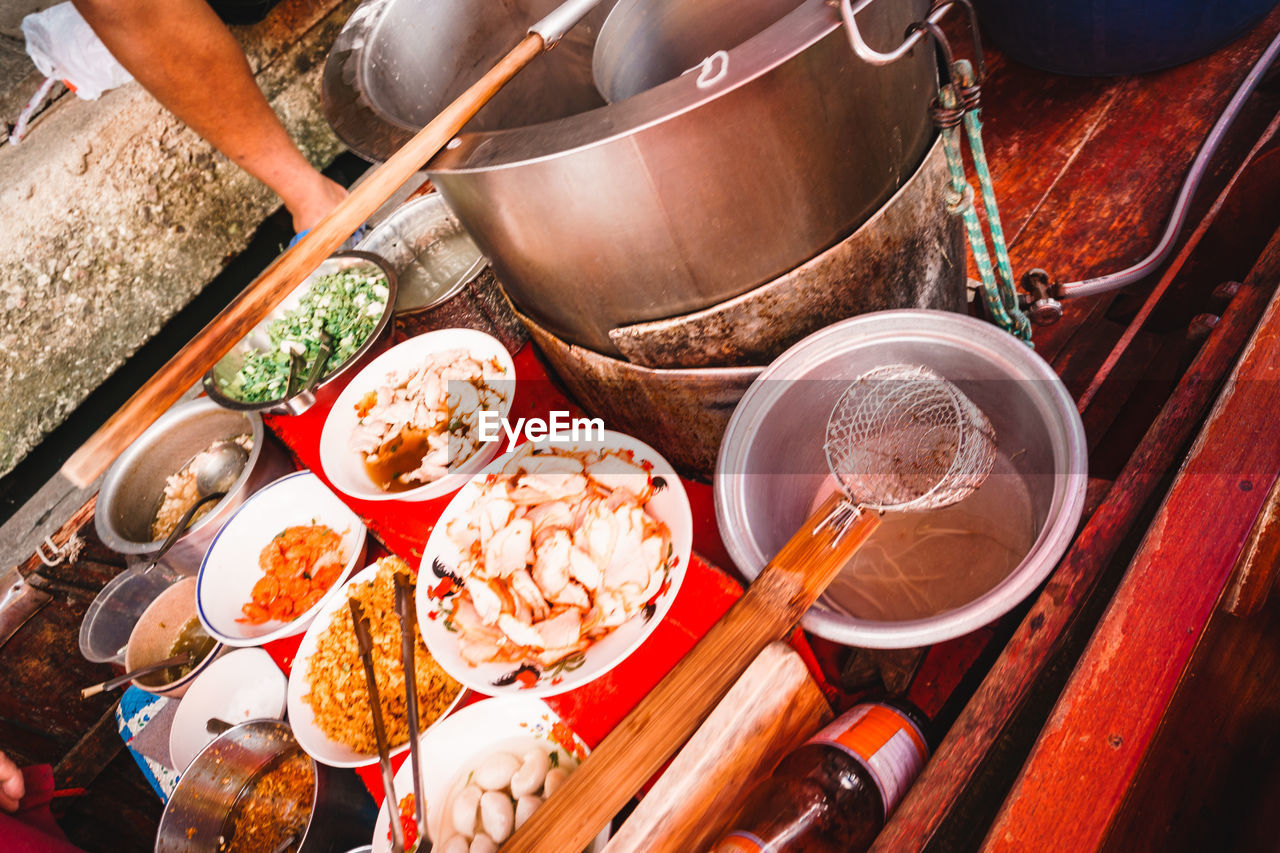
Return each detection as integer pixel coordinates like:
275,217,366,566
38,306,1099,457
167,648,287,772
196,471,367,646
287,560,465,767
319,329,516,502
416,430,692,698
370,697,609,853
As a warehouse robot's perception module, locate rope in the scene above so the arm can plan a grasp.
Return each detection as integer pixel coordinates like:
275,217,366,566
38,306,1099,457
956,60,1027,336
935,61,1032,343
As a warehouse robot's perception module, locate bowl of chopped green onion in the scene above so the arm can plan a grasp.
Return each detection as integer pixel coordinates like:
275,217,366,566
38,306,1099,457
204,252,398,414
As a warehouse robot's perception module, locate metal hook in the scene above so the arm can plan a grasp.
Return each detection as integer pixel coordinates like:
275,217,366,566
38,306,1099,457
907,19,955,85
842,0,984,82
936,0,985,81
36,536,66,567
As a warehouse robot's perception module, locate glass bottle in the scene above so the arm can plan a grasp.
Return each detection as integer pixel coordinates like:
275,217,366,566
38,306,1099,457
711,700,930,853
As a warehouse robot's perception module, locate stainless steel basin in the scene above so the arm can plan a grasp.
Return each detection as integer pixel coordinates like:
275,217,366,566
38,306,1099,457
715,311,1089,648
156,721,377,852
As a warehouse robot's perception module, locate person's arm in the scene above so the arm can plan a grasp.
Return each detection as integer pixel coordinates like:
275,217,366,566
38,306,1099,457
0,751,25,812
70,0,347,232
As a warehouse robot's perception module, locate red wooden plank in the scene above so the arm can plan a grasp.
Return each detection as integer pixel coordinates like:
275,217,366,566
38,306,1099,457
981,228,1280,850
1099,561,1280,851
872,223,1280,852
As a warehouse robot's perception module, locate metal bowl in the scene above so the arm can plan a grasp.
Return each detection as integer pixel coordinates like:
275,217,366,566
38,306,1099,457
94,398,293,575
203,252,399,416
155,720,377,853
123,577,226,697
714,310,1088,649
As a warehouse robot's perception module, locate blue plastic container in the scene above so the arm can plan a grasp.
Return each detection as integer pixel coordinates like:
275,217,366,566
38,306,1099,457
972,0,1278,76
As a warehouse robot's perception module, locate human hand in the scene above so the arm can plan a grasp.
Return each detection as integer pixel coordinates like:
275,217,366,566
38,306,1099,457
0,750,25,812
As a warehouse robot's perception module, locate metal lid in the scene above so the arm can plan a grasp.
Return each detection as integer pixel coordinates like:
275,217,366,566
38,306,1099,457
354,194,487,315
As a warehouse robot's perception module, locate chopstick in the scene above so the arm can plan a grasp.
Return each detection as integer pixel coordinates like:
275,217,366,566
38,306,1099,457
270,832,299,853
393,571,427,837
349,597,404,853
80,652,192,698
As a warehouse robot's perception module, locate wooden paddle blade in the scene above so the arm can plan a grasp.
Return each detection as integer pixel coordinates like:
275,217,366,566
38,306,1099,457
501,494,880,853
59,33,546,489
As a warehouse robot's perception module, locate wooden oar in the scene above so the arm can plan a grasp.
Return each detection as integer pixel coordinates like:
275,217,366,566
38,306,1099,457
60,0,604,488
501,493,880,852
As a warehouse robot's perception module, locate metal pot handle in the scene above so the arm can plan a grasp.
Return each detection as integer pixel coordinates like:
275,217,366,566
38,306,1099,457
841,0,981,72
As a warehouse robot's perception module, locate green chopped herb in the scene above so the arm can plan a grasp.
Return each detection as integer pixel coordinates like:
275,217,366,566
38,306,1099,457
219,269,387,403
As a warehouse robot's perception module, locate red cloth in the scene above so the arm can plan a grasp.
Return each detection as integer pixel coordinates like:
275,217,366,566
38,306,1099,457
254,339,995,803
0,766,83,853
258,343,774,803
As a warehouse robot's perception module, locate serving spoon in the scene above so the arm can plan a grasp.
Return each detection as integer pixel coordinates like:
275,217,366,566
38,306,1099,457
138,490,227,577
194,441,249,497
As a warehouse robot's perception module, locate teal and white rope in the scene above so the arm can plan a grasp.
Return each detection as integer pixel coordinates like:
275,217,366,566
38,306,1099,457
937,61,1033,344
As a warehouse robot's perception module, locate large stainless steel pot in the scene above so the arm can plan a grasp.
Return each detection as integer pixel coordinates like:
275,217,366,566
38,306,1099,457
715,311,1088,648
324,0,936,354
514,137,964,478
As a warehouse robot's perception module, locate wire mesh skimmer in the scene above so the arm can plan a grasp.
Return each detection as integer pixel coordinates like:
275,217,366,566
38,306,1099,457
815,363,998,542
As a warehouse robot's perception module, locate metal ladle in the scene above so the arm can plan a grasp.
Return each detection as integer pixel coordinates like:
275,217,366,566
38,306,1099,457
139,490,227,577
194,440,249,497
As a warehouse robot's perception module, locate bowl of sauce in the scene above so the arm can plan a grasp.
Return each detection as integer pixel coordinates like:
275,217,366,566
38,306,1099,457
125,577,225,697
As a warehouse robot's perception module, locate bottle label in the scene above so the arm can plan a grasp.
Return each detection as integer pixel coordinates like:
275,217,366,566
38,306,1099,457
808,704,929,817
712,830,773,852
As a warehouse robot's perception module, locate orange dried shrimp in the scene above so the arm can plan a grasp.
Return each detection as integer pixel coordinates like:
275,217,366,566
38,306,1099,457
238,524,345,624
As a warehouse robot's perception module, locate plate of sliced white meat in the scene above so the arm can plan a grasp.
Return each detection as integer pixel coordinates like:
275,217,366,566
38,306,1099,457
416,429,692,697
319,328,515,502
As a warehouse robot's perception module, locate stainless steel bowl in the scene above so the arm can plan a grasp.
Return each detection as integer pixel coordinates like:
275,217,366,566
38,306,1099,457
714,311,1088,648
355,194,485,314
155,721,377,853
203,252,398,416
94,398,293,576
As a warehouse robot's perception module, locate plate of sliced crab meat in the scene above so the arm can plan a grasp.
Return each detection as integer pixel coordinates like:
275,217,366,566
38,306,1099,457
416,430,692,697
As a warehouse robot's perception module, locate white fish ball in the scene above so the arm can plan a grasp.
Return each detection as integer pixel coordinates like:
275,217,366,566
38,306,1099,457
514,794,543,830
479,791,515,842
451,783,483,838
510,750,551,799
470,833,499,853
440,836,470,853
542,766,570,798
473,751,522,791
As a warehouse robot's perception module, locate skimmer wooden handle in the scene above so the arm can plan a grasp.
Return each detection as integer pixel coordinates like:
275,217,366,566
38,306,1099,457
501,493,880,853
59,33,546,489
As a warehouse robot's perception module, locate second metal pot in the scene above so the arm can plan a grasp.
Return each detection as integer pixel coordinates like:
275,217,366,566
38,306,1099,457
155,721,377,852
